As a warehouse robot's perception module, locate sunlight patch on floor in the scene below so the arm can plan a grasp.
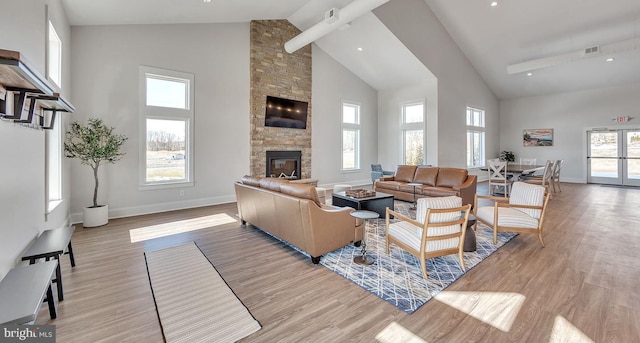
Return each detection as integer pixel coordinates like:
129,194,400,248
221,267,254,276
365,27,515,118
376,322,427,343
549,315,594,343
434,291,525,332
129,213,237,243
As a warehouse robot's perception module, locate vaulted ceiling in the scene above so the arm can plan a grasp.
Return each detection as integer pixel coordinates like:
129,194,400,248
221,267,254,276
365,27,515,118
61,0,640,99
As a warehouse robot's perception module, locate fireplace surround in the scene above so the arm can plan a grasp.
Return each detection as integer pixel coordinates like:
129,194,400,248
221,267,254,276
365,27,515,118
266,150,301,179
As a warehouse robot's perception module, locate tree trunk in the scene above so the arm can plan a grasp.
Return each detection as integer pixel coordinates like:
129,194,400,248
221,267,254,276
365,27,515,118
92,164,100,208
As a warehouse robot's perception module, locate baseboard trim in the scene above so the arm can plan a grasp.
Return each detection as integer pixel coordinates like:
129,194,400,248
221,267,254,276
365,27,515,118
70,194,237,225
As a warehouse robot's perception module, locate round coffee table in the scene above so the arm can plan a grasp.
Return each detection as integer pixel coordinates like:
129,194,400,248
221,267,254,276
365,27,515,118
406,183,422,209
350,210,380,265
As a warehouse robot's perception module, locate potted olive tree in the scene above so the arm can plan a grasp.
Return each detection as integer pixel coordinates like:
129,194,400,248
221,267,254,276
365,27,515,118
64,118,127,227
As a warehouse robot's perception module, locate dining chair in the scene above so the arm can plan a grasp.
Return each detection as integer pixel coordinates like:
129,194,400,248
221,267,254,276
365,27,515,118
522,160,554,194
385,196,471,279
518,158,537,179
488,160,512,197
551,159,563,192
474,181,550,246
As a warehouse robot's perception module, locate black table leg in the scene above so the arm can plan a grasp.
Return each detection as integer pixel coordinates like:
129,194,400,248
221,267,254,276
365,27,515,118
46,283,57,319
54,255,63,301
67,242,76,267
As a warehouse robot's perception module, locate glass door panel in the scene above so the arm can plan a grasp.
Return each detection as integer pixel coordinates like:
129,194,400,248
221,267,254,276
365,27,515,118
624,130,640,186
588,131,621,184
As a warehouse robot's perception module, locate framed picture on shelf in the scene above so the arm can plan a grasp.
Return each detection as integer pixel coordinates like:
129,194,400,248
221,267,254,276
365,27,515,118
523,128,553,146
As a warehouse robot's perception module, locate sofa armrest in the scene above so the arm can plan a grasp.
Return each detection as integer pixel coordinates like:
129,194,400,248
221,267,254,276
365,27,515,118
453,174,477,206
379,176,395,181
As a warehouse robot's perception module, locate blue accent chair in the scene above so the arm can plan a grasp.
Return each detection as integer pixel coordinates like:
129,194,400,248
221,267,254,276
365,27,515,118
371,164,394,183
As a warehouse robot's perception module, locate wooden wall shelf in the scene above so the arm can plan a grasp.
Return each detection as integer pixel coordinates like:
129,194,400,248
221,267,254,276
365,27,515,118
0,49,74,129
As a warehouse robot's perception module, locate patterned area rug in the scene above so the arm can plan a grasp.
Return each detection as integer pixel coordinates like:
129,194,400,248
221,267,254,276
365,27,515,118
320,201,517,314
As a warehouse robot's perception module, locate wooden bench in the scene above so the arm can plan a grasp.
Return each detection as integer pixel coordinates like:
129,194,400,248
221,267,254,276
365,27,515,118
22,226,76,301
0,261,58,324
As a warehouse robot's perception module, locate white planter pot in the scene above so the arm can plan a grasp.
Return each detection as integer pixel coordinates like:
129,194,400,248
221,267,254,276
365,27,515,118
83,205,109,227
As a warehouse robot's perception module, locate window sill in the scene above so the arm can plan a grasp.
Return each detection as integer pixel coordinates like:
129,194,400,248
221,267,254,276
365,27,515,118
139,181,194,191
340,169,362,174
47,199,64,214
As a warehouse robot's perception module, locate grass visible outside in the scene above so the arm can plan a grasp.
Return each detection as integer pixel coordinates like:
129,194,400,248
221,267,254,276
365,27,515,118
146,150,185,181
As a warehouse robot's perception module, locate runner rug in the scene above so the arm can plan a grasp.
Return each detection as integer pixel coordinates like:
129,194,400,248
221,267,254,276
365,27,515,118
144,242,261,343
320,201,517,314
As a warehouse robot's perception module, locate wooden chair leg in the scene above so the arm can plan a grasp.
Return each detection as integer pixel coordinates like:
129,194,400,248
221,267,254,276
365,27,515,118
420,259,428,279
538,231,545,247
385,237,390,254
493,227,498,244
458,251,466,272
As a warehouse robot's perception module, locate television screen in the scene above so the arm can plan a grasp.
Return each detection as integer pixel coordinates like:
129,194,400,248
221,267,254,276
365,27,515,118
265,96,308,129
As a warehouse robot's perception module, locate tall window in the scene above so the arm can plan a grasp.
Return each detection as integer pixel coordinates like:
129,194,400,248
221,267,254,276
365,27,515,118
47,21,62,87
342,101,360,170
46,112,62,212
139,66,194,188
466,107,486,168
401,102,424,165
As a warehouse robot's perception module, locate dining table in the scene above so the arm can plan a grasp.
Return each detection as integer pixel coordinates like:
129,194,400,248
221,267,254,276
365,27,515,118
481,163,545,181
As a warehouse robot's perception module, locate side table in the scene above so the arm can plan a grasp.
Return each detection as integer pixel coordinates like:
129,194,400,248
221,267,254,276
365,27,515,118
350,210,380,265
406,182,422,209
464,214,477,252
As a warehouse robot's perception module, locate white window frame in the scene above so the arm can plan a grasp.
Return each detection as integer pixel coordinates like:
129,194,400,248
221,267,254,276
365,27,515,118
46,110,63,214
47,20,62,88
139,66,194,189
401,101,425,165
466,106,486,169
341,101,361,171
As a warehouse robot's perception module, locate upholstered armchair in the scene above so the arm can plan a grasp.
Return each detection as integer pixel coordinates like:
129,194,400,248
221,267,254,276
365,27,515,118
385,196,471,279
474,181,550,246
371,164,394,183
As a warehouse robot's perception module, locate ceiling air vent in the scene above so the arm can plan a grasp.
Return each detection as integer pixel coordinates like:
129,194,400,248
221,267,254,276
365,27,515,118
585,46,600,54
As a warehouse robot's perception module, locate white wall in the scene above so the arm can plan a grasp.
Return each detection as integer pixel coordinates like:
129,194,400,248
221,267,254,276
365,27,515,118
0,0,71,278
374,0,499,173
70,23,250,221
312,45,378,188
500,83,640,183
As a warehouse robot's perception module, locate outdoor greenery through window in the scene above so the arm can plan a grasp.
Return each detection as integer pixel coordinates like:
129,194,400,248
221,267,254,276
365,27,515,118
140,66,194,187
342,102,360,170
402,102,424,165
466,107,485,168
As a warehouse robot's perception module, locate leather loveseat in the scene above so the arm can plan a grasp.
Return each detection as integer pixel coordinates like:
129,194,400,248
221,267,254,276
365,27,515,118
235,176,362,264
374,165,477,206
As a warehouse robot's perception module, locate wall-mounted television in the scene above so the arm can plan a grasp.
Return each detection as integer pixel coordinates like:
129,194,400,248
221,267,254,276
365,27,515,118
264,96,308,129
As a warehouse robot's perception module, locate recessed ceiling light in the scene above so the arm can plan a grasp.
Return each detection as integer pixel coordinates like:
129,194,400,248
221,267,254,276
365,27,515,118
490,1,498,7
203,0,211,3
357,47,363,52
606,57,615,62
526,72,533,76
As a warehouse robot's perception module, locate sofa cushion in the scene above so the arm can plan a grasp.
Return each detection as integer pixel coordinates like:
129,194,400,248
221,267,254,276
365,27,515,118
280,183,322,207
421,187,459,197
375,180,403,191
259,177,289,191
413,167,439,186
436,168,469,188
395,165,418,182
241,175,262,187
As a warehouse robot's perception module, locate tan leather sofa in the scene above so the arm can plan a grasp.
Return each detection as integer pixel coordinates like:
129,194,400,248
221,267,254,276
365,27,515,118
235,176,362,264
374,165,477,206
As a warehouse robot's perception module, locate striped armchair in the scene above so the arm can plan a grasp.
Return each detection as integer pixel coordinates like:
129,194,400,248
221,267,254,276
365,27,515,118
385,196,471,279
474,182,550,246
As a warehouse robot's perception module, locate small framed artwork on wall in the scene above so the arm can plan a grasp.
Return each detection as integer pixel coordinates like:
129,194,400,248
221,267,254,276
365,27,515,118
523,128,553,146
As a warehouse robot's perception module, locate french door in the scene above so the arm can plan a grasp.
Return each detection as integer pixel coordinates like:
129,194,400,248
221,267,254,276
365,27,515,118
587,129,640,186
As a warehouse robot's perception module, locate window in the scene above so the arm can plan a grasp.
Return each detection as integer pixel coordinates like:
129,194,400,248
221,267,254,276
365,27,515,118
46,111,62,213
466,107,486,168
401,102,424,165
139,66,194,188
342,101,360,170
47,21,62,87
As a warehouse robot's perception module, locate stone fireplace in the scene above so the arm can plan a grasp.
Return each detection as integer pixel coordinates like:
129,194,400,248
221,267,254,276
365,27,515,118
249,20,312,179
266,151,301,179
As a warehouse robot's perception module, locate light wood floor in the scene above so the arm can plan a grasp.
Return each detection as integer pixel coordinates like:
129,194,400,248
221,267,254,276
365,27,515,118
36,182,640,342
